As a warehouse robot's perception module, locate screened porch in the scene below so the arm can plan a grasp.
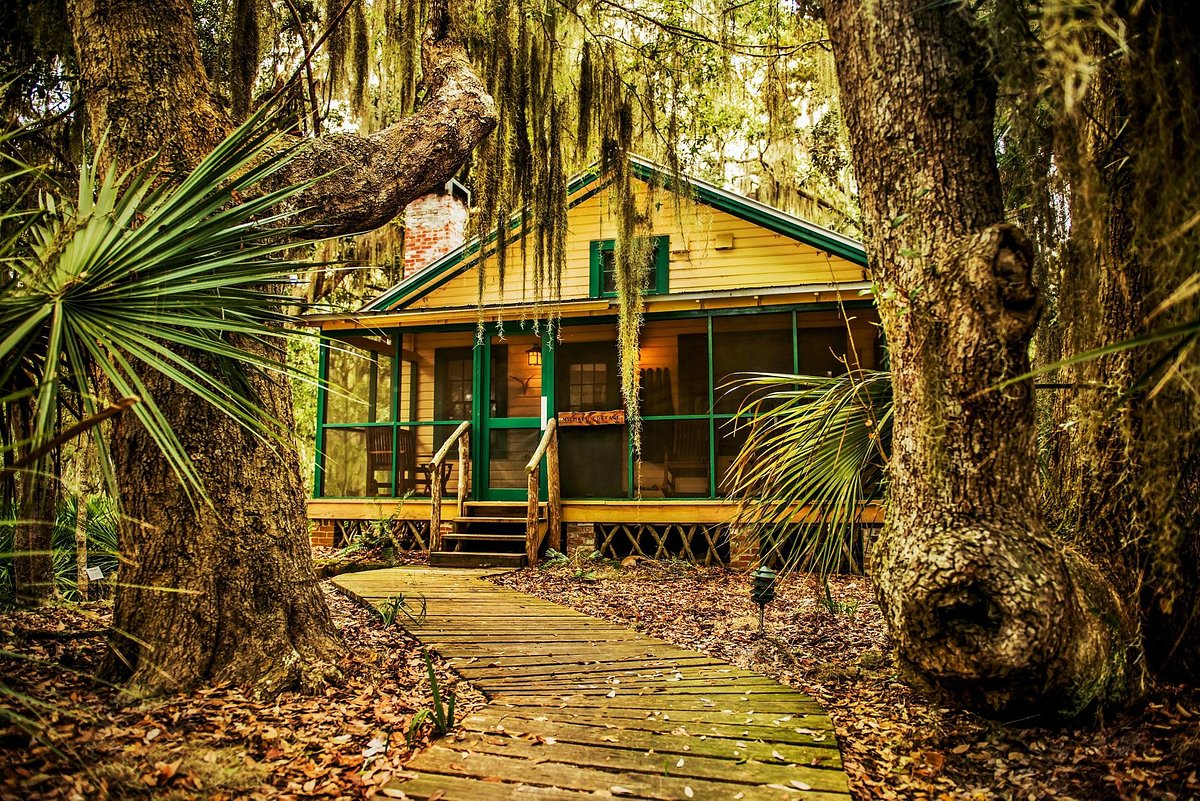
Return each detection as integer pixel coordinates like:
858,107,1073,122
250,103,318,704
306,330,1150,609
313,303,881,503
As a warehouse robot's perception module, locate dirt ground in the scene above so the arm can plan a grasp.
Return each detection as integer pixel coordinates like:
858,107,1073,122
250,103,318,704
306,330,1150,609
2,556,1196,800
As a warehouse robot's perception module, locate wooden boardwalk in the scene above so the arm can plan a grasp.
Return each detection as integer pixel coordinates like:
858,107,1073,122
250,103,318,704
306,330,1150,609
334,567,850,800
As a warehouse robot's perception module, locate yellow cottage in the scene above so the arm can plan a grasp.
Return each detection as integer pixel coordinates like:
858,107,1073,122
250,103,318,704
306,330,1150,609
306,157,879,568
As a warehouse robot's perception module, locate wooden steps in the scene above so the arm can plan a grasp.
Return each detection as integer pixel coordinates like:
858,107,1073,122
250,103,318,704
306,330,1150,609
332,567,850,800
431,502,541,568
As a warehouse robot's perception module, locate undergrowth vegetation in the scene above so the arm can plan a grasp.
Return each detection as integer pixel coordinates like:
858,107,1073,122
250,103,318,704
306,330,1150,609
0,496,119,607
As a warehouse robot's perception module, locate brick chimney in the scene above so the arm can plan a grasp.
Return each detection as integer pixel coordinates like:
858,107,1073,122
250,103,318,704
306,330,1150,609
403,178,471,278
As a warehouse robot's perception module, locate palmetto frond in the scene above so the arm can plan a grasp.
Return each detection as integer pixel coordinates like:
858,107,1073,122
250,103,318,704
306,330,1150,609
0,112,324,500
726,369,892,576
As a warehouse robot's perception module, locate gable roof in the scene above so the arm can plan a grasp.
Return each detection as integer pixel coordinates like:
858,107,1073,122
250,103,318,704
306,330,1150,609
361,155,867,313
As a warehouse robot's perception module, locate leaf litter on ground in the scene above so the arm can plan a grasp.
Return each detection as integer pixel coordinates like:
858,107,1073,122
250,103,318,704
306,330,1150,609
492,561,1200,801
0,583,482,800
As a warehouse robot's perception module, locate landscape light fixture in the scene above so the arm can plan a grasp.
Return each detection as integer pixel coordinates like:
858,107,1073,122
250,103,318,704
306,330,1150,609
751,565,777,636
526,344,542,367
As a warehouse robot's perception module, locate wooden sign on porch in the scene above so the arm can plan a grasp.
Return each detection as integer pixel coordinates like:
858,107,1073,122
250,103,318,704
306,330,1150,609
557,409,626,426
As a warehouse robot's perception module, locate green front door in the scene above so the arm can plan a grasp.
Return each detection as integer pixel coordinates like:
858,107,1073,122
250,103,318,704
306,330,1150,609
478,327,549,501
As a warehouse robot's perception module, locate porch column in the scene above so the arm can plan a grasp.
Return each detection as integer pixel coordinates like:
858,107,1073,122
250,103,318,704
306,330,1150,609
727,524,759,572
565,522,596,556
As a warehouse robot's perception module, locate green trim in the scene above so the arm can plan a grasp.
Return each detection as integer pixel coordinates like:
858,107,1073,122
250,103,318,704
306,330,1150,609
791,310,799,375
471,336,484,501
391,334,401,421
313,336,329,498
475,324,545,501
588,240,602,299
321,420,465,429
706,315,716,498
655,237,670,295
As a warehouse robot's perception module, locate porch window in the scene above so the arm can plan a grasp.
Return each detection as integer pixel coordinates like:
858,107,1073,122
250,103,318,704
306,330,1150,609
589,236,669,298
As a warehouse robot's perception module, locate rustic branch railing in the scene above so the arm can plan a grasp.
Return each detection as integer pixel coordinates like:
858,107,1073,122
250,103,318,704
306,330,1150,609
524,419,561,564
429,420,470,552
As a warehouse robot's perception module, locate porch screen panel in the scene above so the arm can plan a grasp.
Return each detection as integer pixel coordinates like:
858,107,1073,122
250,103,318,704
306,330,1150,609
398,330,476,496
636,318,712,498
325,336,393,423
488,429,541,489
637,420,710,498
320,333,395,497
716,418,751,494
795,320,850,377
712,313,793,414
323,427,370,496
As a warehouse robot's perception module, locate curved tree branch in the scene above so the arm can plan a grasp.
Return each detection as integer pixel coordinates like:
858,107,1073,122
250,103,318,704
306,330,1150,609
277,0,498,236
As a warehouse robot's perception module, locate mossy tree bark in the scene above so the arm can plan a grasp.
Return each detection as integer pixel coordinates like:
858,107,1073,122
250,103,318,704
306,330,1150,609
824,0,1139,716
68,0,495,695
1044,3,1200,680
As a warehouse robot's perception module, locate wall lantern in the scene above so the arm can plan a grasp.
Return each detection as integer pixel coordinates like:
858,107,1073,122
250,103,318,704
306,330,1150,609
526,345,542,367
751,565,777,636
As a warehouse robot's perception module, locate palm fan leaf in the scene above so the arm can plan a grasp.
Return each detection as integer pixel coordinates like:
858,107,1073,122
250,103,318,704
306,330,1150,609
725,369,892,576
0,110,327,501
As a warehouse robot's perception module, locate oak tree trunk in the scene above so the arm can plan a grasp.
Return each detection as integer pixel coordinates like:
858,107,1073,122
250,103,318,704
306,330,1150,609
824,0,1138,715
68,0,495,695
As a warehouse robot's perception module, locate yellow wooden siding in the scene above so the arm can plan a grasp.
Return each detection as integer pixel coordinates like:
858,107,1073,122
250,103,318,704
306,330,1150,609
408,185,865,311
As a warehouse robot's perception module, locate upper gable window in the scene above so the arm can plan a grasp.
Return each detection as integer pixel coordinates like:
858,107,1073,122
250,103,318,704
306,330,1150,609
589,236,669,298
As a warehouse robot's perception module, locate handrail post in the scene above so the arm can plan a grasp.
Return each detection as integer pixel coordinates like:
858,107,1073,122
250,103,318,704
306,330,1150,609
547,426,561,552
429,420,470,554
457,430,469,520
429,464,443,552
526,467,540,564
524,419,559,564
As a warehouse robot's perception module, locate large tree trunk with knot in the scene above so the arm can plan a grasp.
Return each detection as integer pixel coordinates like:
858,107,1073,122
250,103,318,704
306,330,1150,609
824,0,1140,716
68,0,496,696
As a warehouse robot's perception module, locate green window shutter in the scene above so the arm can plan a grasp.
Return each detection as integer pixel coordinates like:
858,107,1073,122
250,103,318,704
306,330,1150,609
589,240,604,297
592,237,669,298
653,235,670,295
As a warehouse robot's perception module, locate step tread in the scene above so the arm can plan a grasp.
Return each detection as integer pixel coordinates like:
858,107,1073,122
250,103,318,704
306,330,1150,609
456,515,538,524
443,532,527,541
429,551,529,568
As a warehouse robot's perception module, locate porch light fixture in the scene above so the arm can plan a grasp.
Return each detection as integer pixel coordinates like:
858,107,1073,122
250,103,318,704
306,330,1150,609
751,565,777,636
526,345,542,367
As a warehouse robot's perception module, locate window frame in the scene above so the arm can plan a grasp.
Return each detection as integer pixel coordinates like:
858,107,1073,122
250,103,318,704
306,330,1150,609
589,236,670,298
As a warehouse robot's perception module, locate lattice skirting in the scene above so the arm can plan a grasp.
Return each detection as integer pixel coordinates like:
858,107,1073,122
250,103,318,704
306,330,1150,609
596,523,730,566
332,519,430,551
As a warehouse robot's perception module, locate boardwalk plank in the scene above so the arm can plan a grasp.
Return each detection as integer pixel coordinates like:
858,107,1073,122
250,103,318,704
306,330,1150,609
332,567,849,799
